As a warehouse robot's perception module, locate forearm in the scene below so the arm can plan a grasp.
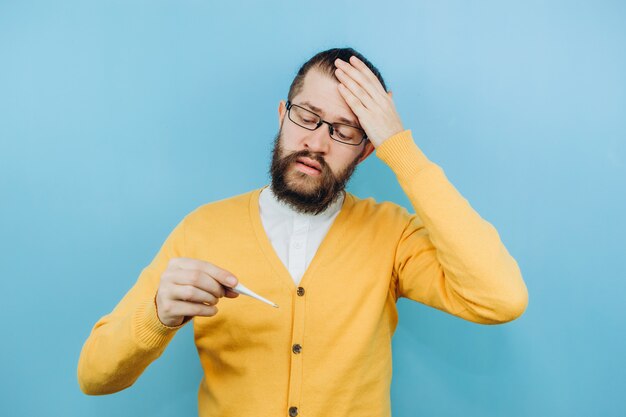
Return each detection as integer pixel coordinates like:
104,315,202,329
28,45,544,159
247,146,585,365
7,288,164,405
378,130,528,323
77,295,183,394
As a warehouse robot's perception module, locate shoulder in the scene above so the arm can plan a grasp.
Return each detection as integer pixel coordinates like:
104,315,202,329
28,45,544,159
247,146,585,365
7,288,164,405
184,188,258,225
346,192,414,227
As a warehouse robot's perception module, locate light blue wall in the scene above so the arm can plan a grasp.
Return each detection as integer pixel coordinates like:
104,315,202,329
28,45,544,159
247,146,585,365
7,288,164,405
1,1,624,416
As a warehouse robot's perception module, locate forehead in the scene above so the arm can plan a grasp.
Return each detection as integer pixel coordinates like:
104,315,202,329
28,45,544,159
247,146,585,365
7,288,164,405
292,68,360,127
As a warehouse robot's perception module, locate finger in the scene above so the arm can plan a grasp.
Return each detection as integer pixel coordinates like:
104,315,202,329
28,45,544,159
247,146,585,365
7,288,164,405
348,55,389,96
170,284,219,305
169,257,238,288
224,288,240,298
337,83,367,119
334,67,376,110
169,300,219,318
335,59,385,103
169,268,227,298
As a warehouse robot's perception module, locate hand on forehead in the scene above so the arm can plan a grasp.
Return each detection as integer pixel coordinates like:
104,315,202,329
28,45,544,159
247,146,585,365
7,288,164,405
333,55,404,147
334,55,389,101
296,68,362,127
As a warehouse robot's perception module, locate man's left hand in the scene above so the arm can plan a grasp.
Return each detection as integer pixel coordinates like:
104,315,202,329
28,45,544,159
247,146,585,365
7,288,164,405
334,55,405,148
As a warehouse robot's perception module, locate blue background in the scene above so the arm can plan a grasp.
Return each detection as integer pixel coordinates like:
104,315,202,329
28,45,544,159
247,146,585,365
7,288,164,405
1,1,625,416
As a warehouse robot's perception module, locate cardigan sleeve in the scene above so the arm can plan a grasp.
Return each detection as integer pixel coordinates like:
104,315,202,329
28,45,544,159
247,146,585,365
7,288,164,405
377,130,528,324
77,216,192,395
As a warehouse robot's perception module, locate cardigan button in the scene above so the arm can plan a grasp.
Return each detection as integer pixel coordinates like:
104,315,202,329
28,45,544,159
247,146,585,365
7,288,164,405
297,287,305,296
289,406,298,416
292,344,302,354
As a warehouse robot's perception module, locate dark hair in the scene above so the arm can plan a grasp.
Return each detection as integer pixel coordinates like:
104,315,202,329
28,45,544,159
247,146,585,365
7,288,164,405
286,47,387,102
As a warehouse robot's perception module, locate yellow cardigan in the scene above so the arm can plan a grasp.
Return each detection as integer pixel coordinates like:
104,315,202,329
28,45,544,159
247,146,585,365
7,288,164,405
78,130,528,417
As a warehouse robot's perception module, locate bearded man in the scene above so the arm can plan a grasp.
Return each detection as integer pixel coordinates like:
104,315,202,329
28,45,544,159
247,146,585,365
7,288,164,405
78,47,528,417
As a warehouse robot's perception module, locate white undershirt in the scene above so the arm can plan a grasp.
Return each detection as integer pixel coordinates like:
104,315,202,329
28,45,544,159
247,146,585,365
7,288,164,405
258,186,345,286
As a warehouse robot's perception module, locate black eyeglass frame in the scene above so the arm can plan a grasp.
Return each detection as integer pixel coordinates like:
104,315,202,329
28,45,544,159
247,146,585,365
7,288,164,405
285,100,368,146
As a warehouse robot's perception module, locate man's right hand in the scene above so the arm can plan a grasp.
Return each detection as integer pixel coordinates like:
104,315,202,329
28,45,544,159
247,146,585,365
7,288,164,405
155,257,240,327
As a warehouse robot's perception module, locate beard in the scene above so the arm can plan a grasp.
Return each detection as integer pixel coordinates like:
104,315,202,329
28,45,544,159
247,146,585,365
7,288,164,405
269,128,365,215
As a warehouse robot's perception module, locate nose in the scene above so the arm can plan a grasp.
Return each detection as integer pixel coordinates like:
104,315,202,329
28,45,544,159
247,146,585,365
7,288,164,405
303,123,331,154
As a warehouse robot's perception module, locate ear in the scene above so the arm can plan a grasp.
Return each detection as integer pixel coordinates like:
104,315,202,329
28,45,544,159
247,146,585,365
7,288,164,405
357,140,376,164
387,90,393,99
278,100,287,127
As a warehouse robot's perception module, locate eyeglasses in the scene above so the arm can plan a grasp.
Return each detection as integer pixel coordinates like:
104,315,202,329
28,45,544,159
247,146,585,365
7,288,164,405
285,101,368,146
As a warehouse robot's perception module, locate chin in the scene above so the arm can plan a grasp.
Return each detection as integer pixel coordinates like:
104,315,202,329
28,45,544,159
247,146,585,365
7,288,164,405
286,171,322,195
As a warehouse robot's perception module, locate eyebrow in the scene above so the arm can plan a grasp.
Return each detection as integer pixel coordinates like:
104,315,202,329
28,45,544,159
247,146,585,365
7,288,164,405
300,101,360,127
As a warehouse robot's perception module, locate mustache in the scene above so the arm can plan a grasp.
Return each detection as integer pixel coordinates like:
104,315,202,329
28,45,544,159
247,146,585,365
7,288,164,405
281,149,331,175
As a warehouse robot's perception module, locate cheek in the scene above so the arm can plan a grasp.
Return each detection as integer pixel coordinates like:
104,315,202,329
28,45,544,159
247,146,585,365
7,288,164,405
281,125,307,147
327,150,359,174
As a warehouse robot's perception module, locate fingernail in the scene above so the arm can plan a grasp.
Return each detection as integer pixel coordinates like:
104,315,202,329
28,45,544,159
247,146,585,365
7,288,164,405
227,277,237,286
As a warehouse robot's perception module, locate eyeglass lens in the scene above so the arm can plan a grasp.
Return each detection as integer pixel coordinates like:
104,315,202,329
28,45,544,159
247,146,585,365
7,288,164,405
289,105,364,145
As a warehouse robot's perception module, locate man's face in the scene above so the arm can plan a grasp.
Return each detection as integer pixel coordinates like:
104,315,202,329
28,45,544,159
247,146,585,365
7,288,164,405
270,68,375,215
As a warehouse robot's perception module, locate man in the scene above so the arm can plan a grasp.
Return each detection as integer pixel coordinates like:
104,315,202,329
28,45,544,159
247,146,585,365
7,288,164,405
78,47,528,417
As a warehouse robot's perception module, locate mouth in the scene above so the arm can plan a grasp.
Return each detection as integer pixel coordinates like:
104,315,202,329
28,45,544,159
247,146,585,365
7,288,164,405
297,157,322,171
295,157,322,176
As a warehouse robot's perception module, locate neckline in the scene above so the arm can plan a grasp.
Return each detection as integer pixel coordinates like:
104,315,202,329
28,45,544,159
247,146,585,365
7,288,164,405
249,185,354,292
